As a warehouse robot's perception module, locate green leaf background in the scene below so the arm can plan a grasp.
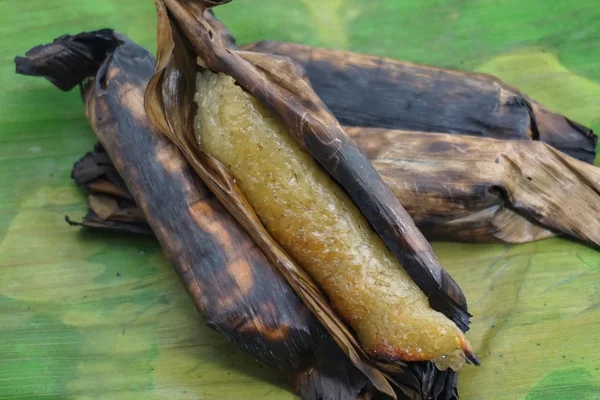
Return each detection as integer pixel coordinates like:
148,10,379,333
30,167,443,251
0,1,598,399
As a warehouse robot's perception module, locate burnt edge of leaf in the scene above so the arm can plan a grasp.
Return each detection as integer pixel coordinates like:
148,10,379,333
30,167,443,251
15,29,122,91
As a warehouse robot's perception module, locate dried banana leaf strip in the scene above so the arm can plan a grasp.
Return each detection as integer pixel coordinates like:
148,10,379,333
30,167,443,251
349,128,600,247
242,41,597,164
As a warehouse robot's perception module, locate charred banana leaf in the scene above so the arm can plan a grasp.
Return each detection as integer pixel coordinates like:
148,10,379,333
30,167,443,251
67,143,152,234
147,1,475,398
73,124,600,248
349,128,600,246
242,41,597,164
15,32,370,400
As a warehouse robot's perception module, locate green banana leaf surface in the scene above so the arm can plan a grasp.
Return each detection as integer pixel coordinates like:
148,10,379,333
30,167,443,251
1,1,599,399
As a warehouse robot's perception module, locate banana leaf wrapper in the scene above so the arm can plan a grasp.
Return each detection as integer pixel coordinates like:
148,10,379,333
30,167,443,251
73,126,600,248
349,127,600,247
15,31,372,400
241,41,597,164
146,0,477,397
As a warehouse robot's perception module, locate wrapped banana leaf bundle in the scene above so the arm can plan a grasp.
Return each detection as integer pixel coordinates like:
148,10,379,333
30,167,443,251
242,41,597,164
72,127,600,247
351,128,600,246
144,0,482,397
